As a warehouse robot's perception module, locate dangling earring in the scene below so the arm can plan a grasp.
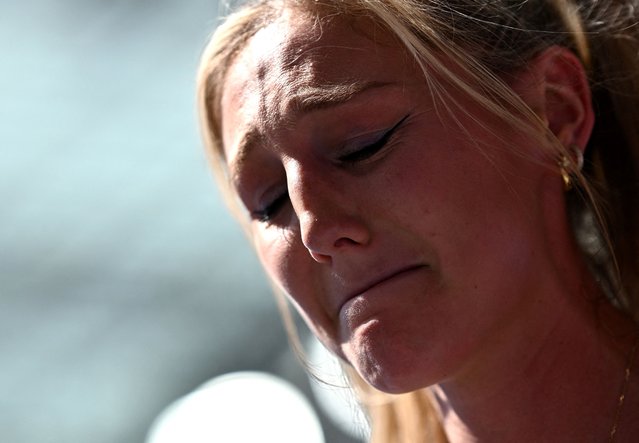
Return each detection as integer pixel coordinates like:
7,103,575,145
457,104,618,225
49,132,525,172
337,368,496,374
559,144,584,190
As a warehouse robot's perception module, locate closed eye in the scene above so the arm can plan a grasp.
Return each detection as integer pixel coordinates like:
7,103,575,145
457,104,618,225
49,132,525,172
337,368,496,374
251,191,289,223
339,114,409,164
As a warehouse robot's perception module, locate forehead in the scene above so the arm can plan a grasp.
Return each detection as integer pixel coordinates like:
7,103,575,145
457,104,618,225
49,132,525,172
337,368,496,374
220,8,409,170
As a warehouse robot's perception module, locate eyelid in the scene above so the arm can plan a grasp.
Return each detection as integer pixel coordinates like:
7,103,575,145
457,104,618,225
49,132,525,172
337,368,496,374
338,114,409,164
250,186,289,223
341,128,388,154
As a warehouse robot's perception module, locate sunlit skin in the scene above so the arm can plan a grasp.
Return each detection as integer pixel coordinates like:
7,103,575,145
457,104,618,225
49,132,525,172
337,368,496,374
220,7,639,442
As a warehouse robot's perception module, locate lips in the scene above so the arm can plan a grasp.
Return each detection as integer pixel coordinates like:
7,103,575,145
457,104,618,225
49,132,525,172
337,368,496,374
337,264,428,314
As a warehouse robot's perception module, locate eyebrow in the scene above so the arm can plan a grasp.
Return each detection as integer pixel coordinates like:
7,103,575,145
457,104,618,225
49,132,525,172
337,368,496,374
229,80,392,182
291,80,391,113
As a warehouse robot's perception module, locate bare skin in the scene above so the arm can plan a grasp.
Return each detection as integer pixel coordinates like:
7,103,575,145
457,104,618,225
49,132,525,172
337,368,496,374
219,7,639,442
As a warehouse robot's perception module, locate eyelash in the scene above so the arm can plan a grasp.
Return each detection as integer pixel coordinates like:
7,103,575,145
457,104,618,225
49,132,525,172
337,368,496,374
252,115,409,224
338,114,408,164
252,191,289,223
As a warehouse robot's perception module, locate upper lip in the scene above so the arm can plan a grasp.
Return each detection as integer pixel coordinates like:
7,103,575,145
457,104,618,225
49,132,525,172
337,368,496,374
338,263,427,311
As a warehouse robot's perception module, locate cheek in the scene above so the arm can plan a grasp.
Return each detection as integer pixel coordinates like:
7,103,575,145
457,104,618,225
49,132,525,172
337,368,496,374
380,130,545,289
253,227,299,294
253,227,338,341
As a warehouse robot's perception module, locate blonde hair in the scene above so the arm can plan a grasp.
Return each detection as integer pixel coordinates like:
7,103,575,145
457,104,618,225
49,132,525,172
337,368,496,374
197,1,639,441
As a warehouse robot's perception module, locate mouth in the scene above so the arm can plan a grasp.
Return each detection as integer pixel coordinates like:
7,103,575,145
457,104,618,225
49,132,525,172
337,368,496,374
338,264,428,313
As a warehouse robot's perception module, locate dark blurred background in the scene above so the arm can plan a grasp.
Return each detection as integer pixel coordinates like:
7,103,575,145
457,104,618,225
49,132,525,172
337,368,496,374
0,1,363,442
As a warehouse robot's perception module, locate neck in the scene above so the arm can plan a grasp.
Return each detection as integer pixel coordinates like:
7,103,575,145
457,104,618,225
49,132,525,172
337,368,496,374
430,280,638,443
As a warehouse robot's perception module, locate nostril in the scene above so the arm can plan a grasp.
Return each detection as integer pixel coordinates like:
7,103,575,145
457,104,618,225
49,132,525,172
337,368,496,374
304,231,368,264
334,237,360,248
294,189,371,262
298,203,372,259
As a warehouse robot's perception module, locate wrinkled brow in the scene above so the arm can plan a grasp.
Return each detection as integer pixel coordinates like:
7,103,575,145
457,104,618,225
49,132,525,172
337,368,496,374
229,79,391,181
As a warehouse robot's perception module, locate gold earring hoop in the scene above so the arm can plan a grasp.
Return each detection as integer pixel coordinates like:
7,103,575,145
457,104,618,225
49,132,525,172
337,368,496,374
559,144,584,190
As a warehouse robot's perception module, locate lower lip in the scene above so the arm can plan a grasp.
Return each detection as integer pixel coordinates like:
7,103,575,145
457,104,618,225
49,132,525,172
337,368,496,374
339,266,429,320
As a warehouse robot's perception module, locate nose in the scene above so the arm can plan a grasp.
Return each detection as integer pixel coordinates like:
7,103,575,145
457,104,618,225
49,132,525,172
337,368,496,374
286,164,371,263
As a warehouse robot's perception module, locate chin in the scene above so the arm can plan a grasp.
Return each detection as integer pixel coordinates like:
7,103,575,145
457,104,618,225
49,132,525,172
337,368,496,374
342,319,441,394
356,355,435,394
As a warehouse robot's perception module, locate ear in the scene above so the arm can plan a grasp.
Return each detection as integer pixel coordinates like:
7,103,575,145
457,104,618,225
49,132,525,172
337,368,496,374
509,46,594,152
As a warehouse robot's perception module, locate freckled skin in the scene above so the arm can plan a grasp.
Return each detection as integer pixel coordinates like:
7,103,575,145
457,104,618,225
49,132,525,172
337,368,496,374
220,9,567,393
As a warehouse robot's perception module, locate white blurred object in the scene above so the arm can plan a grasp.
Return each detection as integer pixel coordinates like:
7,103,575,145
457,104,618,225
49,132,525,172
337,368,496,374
146,371,324,443
307,336,369,441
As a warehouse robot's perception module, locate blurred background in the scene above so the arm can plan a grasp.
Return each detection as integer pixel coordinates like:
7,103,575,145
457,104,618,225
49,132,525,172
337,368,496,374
0,1,364,442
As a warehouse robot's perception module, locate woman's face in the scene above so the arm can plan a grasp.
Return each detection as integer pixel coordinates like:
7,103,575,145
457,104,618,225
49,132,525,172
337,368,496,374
220,9,559,393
